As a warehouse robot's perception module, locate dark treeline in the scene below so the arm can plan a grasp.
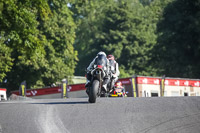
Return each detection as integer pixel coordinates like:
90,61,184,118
0,0,200,91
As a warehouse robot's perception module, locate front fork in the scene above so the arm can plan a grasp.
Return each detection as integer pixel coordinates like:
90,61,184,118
95,70,103,96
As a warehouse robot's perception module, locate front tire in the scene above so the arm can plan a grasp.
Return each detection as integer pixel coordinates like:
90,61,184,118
89,80,99,103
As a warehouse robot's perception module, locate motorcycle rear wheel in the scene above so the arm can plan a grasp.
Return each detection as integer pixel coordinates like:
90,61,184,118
89,80,99,103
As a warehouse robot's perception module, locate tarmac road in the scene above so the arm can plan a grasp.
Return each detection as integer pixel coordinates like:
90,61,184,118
0,97,200,133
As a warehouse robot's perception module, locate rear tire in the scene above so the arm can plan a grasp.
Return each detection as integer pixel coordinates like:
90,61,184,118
89,80,99,103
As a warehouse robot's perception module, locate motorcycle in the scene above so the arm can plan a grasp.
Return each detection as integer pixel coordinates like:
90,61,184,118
87,55,109,103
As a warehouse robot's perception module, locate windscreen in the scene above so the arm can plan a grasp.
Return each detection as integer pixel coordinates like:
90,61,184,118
94,54,107,67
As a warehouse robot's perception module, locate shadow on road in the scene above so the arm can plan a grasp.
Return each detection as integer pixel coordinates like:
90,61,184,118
30,101,89,105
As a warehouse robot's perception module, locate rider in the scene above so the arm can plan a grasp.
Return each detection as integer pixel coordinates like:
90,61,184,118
85,51,110,93
107,54,120,88
115,81,123,89
115,81,125,95
115,81,123,88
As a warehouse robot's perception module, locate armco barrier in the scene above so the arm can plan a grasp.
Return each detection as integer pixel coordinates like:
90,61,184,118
11,83,87,98
11,76,200,98
9,94,32,101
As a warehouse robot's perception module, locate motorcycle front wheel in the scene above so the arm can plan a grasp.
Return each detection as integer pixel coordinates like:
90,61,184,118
89,80,99,103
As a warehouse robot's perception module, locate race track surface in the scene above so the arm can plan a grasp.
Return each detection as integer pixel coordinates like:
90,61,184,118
0,97,200,133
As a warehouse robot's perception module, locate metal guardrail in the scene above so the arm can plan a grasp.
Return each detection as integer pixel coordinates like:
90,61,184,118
8,94,32,101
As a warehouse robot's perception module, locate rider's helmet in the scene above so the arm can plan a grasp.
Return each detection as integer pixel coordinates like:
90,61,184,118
107,54,115,60
115,81,122,87
97,51,106,57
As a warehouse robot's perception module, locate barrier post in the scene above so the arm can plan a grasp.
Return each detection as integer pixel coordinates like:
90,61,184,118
19,81,26,97
160,75,165,97
61,79,68,98
131,75,138,97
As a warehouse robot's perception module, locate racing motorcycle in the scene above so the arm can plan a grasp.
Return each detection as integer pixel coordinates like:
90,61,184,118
87,55,109,103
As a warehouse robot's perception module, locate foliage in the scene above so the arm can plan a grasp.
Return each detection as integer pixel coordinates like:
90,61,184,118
139,0,154,6
70,0,112,75
0,0,48,90
101,0,158,77
1,0,200,92
39,0,78,86
73,0,158,77
0,0,77,91
153,0,200,78
0,32,13,82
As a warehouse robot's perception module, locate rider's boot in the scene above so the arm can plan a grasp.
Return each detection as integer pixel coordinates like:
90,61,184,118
85,80,91,96
102,84,107,92
85,80,90,88
86,88,89,96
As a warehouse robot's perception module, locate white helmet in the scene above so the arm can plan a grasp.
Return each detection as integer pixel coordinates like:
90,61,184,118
97,51,106,57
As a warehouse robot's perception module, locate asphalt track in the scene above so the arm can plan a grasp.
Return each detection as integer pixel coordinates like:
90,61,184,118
0,97,200,133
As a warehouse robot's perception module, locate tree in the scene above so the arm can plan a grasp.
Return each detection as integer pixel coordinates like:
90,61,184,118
153,0,200,78
38,0,78,87
0,0,77,91
139,0,154,6
0,0,50,91
0,32,13,82
95,0,158,77
71,0,113,76
72,0,158,77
